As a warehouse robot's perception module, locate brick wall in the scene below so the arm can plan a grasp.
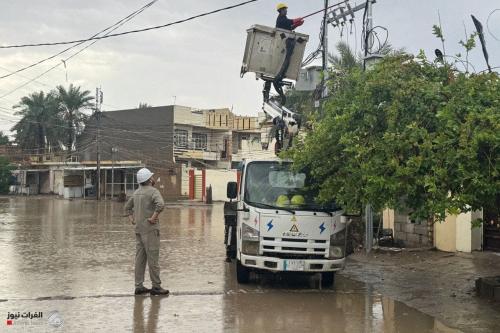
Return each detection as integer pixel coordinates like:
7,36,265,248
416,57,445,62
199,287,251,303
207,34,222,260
393,210,433,247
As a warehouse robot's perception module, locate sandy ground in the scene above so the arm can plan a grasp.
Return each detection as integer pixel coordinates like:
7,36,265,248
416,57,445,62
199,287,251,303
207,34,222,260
341,249,500,333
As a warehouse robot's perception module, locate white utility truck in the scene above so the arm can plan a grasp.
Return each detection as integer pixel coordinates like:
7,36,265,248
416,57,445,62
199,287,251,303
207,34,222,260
225,25,351,286
224,159,350,287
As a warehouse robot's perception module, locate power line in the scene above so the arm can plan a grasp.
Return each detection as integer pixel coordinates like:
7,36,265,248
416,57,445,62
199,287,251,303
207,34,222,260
0,0,260,49
0,2,159,99
0,65,51,88
487,9,500,42
0,0,159,80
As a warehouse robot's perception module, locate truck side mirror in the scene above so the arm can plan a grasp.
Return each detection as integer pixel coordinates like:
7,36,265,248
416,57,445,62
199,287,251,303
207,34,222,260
340,216,352,225
227,182,238,200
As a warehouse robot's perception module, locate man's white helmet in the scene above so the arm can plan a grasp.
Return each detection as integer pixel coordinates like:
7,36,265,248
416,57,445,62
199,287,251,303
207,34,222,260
137,168,154,184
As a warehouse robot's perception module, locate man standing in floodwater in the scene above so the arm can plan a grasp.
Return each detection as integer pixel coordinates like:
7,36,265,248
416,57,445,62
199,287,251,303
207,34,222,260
124,167,169,296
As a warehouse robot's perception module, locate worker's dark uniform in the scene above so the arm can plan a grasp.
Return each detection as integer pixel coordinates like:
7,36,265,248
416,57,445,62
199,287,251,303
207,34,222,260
265,14,300,104
276,15,294,31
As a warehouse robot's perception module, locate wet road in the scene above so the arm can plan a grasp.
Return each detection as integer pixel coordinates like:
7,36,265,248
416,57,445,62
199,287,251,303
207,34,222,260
0,197,459,332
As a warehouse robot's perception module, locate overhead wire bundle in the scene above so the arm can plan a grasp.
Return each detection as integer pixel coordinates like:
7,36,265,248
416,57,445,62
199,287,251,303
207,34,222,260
361,0,388,56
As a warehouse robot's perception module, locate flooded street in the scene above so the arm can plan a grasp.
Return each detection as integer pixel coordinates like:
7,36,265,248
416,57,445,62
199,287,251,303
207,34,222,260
0,197,459,332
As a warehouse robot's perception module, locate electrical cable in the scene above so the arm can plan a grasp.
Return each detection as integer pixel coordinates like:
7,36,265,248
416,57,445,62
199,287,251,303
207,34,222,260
302,17,326,67
0,0,159,80
487,9,500,42
353,19,358,56
0,2,159,99
442,55,477,73
0,0,261,49
0,65,51,88
360,0,388,56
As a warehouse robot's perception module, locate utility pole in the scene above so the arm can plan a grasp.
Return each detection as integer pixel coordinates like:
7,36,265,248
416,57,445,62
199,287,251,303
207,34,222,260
111,147,118,199
95,87,102,201
326,0,378,252
322,0,329,100
364,0,375,252
363,0,375,70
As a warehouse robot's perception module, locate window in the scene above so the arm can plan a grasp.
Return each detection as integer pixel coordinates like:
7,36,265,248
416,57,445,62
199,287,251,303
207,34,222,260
192,133,207,150
243,161,338,211
238,136,248,150
174,129,188,148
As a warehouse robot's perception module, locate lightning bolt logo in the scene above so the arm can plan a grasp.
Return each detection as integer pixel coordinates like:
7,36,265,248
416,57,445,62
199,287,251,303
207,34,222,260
319,222,326,234
267,220,274,231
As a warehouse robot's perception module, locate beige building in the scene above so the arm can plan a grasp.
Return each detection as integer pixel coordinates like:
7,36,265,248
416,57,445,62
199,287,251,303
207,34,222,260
174,107,274,169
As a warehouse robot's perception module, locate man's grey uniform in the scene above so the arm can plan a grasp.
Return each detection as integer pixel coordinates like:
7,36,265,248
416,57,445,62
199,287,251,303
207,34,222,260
124,185,165,289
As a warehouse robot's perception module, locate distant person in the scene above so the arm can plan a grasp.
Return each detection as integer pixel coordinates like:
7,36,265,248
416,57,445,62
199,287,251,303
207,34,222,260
276,3,304,31
124,168,169,296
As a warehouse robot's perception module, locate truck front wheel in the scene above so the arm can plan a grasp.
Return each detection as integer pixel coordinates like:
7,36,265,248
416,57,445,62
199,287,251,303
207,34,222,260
236,260,250,284
321,272,335,287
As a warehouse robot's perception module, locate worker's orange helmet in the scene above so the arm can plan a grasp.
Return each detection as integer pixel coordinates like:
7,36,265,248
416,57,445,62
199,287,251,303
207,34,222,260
276,3,288,12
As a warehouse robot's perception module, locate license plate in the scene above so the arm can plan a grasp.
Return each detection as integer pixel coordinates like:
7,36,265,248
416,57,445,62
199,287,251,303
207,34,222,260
284,259,305,271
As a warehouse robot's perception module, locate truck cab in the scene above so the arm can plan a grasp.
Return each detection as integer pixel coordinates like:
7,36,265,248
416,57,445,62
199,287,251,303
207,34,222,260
225,159,350,287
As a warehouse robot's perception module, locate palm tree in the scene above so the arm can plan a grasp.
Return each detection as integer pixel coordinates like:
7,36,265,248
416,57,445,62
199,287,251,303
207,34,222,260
328,41,362,71
328,41,401,71
11,91,62,152
57,84,94,152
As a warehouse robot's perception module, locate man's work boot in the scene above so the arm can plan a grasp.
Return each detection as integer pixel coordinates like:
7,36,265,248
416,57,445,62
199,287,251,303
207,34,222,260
150,287,170,296
134,286,151,295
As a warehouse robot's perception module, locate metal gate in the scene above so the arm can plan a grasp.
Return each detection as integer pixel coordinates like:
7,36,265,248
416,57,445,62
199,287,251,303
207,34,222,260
194,174,203,200
484,221,500,252
484,196,500,252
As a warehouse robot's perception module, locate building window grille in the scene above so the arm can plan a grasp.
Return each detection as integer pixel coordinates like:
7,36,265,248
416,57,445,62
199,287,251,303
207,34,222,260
174,129,188,148
192,133,207,150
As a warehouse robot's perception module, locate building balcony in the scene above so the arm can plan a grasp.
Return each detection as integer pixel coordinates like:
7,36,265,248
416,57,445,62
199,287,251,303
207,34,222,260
174,146,220,161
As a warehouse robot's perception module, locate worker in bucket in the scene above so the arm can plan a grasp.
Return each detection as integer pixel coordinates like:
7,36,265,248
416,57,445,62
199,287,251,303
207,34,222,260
124,167,169,296
276,3,304,31
263,3,305,105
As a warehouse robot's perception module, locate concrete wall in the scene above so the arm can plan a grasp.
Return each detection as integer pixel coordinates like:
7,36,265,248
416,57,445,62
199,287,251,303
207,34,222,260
384,209,433,248
457,210,483,252
471,210,483,251
150,165,182,200
433,210,483,253
435,215,457,252
205,169,237,201
382,209,395,231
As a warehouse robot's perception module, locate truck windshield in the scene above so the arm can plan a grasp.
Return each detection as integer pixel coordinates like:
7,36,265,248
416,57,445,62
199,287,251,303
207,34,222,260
244,161,338,212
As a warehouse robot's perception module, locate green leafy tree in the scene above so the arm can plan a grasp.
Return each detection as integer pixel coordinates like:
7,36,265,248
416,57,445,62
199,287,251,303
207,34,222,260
11,91,62,151
57,84,94,151
0,156,13,194
0,131,9,145
286,42,398,123
287,53,499,221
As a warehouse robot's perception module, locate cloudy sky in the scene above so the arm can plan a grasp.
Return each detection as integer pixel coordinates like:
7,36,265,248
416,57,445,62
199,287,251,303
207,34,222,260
0,0,499,134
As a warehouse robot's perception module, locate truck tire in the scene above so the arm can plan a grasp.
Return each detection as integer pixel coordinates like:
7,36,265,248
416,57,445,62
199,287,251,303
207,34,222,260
236,260,250,284
321,272,335,288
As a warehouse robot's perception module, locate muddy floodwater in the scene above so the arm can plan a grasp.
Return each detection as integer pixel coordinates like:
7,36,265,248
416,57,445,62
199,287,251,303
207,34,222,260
0,197,460,332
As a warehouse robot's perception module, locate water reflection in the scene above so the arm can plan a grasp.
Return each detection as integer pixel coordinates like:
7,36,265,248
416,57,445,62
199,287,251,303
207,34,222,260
223,286,460,333
0,197,462,332
133,296,160,333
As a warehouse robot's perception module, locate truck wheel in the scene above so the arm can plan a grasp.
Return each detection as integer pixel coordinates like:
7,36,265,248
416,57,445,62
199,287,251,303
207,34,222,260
321,272,335,288
236,260,250,284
